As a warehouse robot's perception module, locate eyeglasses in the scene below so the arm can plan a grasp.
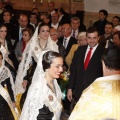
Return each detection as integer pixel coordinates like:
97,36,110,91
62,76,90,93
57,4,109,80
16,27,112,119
62,28,70,31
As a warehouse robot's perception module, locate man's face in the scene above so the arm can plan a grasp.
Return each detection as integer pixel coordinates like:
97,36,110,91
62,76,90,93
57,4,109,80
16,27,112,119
19,16,28,28
48,3,54,12
99,12,106,21
50,29,58,41
105,24,113,35
87,32,99,47
51,13,59,24
62,24,72,37
113,34,120,47
71,20,80,30
30,15,37,24
112,18,119,27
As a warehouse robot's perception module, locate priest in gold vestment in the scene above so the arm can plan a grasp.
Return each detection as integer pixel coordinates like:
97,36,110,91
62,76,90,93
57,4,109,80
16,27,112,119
69,45,120,120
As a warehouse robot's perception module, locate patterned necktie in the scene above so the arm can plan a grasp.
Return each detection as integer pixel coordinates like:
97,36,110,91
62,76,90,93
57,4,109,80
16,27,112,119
63,38,67,48
84,47,93,70
19,30,22,41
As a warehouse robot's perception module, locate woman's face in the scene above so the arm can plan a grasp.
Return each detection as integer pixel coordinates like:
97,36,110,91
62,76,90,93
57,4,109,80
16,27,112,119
47,57,63,79
77,36,87,46
39,26,50,40
113,34,120,47
3,12,11,23
22,31,30,43
0,26,7,39
0,54,3,67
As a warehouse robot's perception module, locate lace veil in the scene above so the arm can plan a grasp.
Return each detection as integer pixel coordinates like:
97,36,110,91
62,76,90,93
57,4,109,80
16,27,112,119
15,26,59,95
20,51,62,120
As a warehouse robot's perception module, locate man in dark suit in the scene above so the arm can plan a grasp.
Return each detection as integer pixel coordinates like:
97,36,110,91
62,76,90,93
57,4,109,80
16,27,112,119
57,8,70,25
93,9,109,35
50,27,66,57
12,13,34,50
67,26,105,103
29,13,38,30
58,23,77,57
71,17,86,39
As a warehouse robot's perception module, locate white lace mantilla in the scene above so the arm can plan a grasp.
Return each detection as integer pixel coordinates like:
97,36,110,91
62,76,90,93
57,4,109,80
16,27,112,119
20,51,62,120
15,26,58,95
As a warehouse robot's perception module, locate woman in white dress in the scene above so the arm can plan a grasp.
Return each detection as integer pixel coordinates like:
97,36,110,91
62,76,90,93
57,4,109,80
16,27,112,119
20,51,63,120
0,51,18,120
15,23,58,111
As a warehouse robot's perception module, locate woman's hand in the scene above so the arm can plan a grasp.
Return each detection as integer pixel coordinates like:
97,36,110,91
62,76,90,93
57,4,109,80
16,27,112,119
67,89,73,102
22,80,28,90
12,102,16,108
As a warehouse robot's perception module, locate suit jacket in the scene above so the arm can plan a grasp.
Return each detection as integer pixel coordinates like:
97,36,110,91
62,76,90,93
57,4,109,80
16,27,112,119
58,36,77,57
59,14,70,25
68,45,105,101
56,41,66,58
14,41,23,62
11,24,34,50
93,19,109,35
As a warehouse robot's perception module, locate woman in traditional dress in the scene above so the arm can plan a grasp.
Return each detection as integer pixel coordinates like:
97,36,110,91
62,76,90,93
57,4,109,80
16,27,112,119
15,23,58,111
20,51,63,120
69,45,120,120
0,24,16,82
0,51,18,120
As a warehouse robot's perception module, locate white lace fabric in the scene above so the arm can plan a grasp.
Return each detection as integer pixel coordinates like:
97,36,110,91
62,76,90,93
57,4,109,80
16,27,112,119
15,26,58,95
20,51,62,120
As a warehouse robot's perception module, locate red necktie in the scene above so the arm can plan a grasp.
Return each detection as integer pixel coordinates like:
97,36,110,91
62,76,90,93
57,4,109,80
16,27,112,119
84,47,93,70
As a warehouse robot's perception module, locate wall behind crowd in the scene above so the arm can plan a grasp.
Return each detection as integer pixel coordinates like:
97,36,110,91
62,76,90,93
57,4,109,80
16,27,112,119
84,0,120,14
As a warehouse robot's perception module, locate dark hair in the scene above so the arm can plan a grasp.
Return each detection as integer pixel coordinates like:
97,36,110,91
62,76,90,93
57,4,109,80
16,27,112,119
22,27,33,38
0,51,3,59
113,16,120,22
3,10,12,17
112,31,120,40
32,8,39,12
42,51,62,71
86,26,100,36
38,23,50,34
0,23,7,29
102,45,120,70
99,9,108,17
58,8,66,15
30,13,38,19
105,22,113,28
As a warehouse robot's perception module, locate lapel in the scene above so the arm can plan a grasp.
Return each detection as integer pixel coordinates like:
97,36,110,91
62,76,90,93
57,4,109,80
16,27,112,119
86,45,100,70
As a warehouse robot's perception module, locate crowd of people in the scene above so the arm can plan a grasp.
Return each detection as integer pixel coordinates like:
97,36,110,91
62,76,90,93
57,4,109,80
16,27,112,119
0,1,120,120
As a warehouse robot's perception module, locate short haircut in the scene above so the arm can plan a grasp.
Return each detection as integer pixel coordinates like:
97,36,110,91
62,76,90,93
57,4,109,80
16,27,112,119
42,51,62,71
71,17,80,23
113,16,120,22
102,45,120,70
99,9,108,17
105,22,113,28
86,26,100,36
77,32,86,39
3,10,12,17
22,27,33,38
30,13,38,18
112,31,120,39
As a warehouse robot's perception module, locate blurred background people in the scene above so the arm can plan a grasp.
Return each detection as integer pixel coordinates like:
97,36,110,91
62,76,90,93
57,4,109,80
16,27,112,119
65,32,87,69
